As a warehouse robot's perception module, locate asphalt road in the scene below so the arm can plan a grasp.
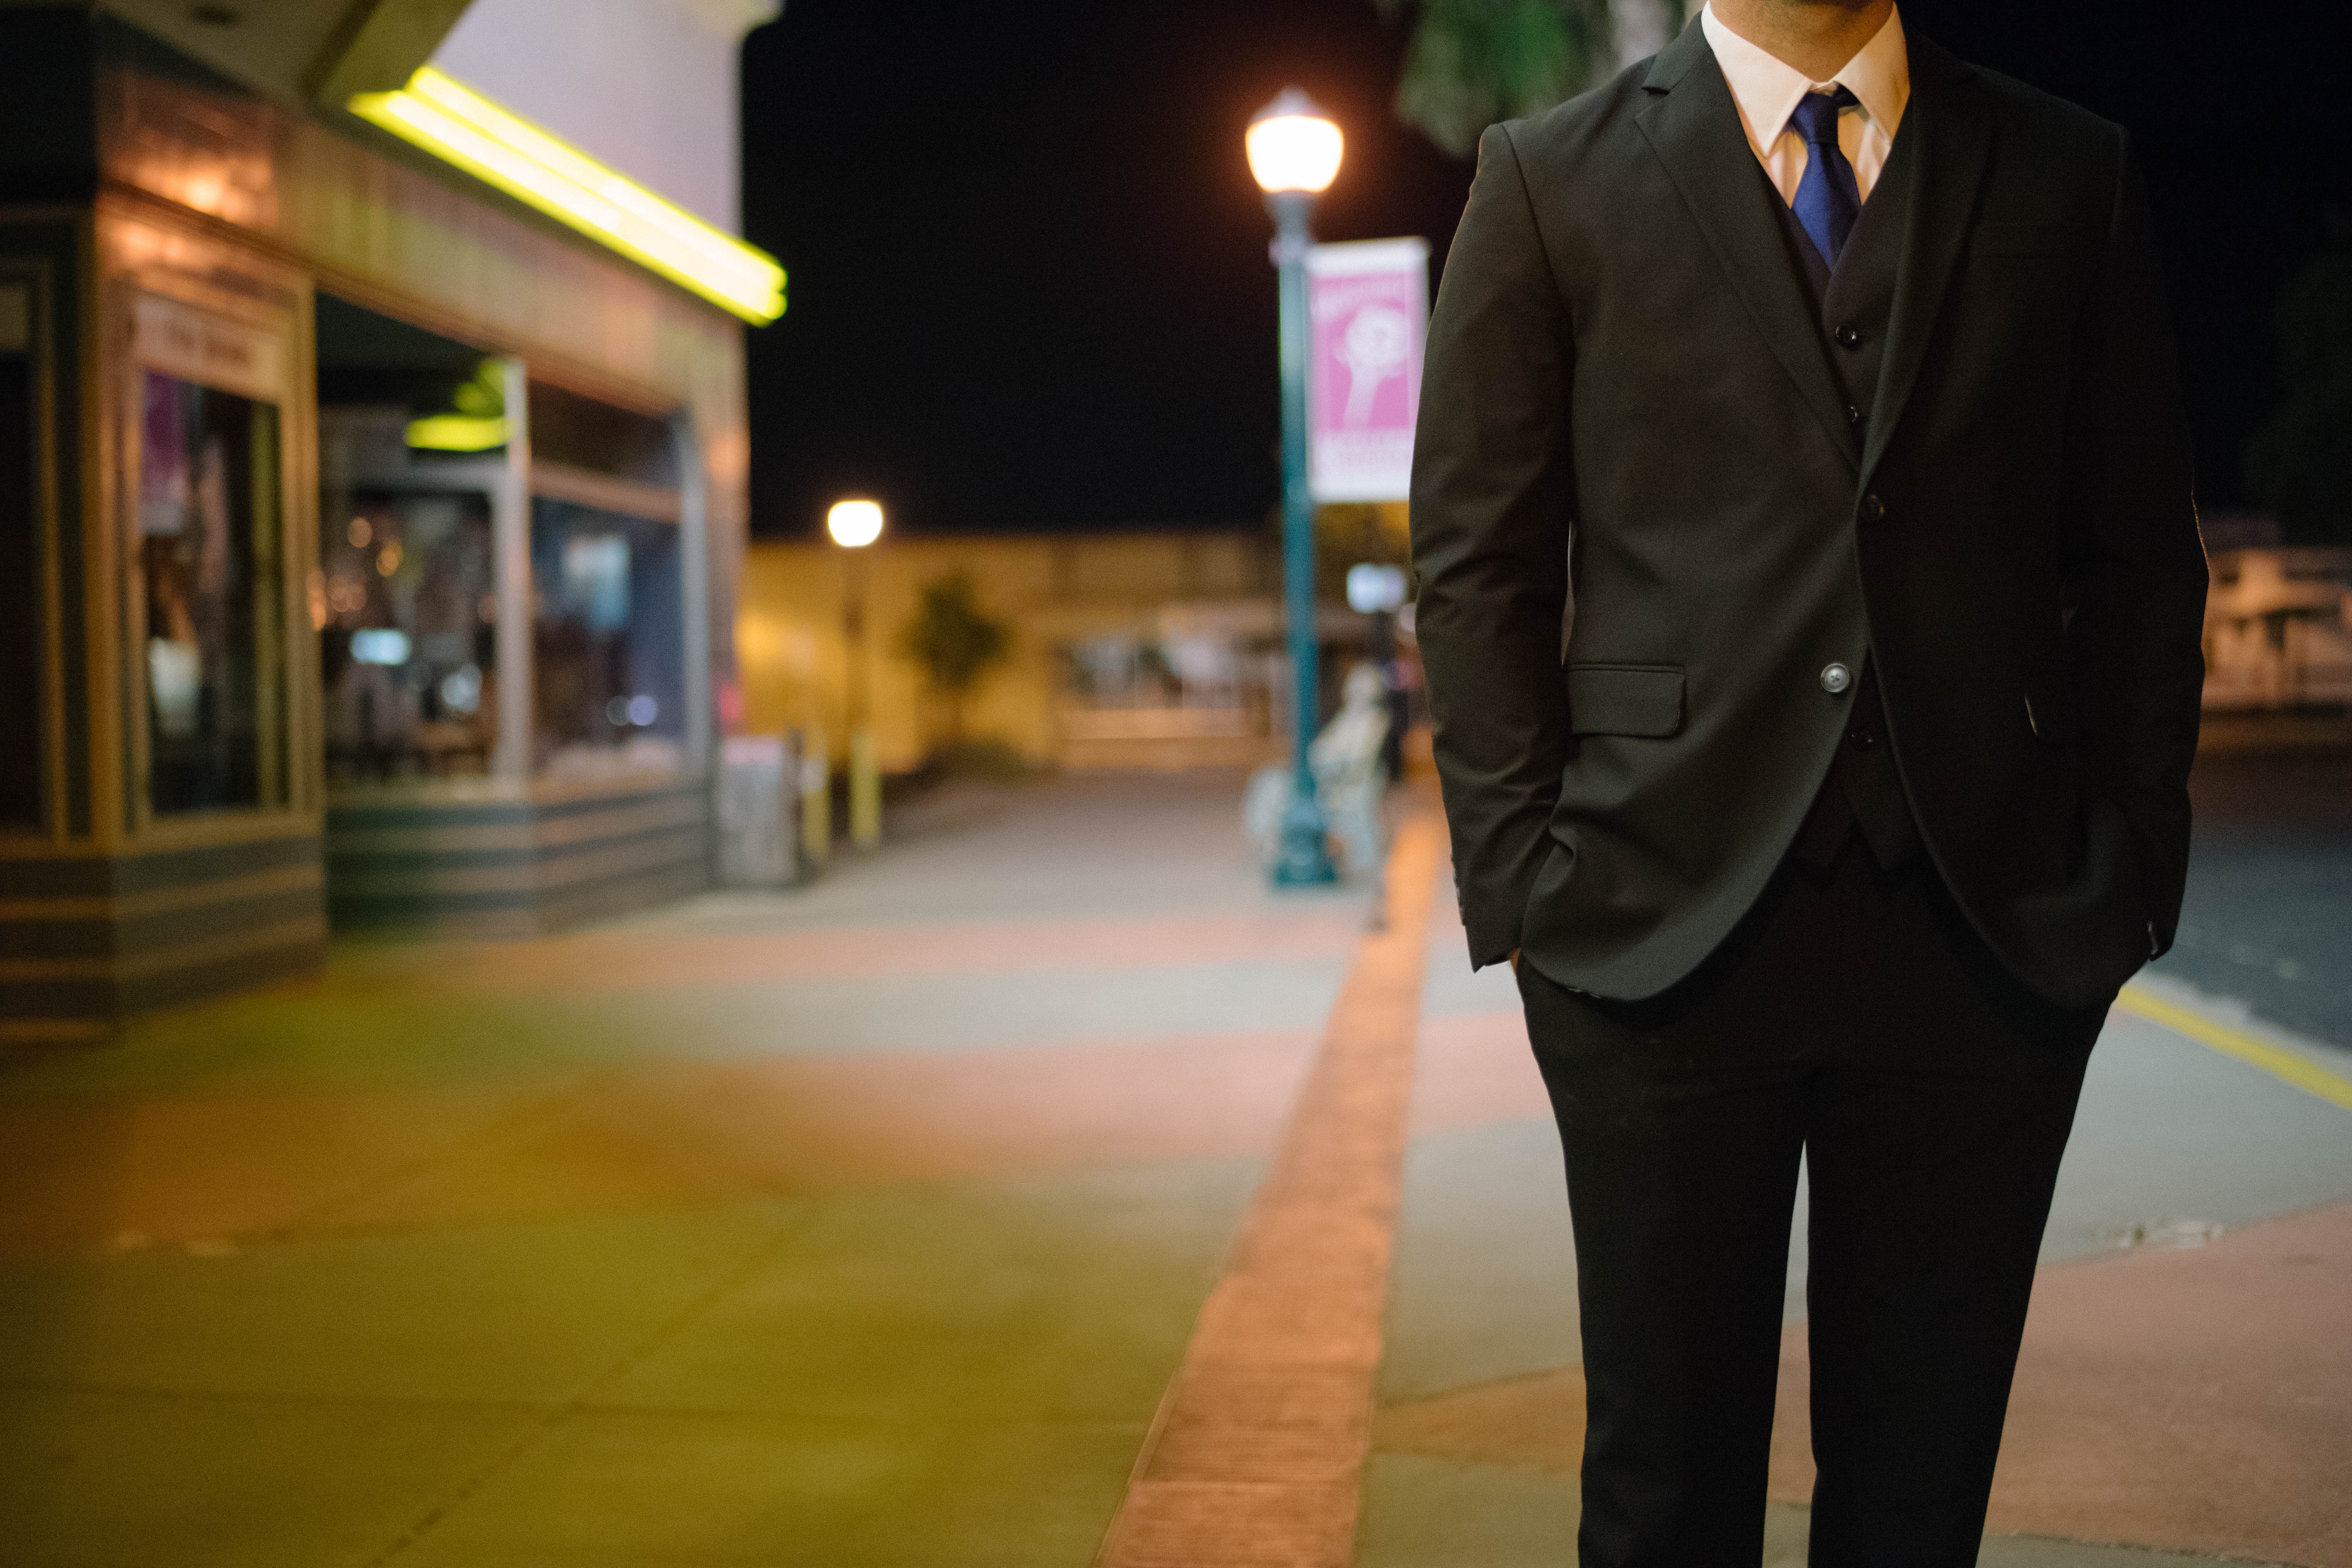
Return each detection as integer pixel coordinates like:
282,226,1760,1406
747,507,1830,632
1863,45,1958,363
2153,748,2352,1051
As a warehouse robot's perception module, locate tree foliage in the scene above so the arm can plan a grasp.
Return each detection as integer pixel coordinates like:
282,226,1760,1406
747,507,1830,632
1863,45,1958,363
2246,225,2352,545
1375,0,1686,158
896,571,1012,744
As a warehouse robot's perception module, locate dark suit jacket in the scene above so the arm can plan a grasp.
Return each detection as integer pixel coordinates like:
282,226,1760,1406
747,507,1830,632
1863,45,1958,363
1409,22,2208,1010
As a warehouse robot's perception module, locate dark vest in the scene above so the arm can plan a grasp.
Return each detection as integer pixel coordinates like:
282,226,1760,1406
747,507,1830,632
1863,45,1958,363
1764,160,1923,870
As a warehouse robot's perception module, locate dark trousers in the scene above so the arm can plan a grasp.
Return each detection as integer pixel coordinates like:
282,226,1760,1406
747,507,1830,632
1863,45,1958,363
1517,839,2106,1567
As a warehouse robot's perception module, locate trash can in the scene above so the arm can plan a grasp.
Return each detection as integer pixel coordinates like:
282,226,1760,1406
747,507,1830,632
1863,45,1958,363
715,732,802,888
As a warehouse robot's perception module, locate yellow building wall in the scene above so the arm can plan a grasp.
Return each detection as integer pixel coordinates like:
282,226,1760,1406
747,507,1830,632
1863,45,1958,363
737,532,1276,773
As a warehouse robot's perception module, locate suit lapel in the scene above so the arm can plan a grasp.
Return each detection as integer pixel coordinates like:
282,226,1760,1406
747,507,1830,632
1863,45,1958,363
1637,27,1858,473
1860,37,1993,481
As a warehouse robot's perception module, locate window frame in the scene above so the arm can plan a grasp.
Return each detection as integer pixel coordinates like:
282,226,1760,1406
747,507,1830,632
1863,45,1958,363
118,286,305,833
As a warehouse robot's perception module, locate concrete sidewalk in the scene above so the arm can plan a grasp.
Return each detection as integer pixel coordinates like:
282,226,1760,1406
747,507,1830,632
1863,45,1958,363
2,766,2345,1565
0,772,1368,1566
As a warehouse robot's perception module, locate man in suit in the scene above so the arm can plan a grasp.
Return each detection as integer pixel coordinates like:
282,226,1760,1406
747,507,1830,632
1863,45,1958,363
1408,0,2207,1561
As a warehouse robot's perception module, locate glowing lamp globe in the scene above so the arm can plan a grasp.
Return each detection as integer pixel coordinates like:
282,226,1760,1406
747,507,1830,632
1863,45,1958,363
1247,89,1343,195
827,499,884,548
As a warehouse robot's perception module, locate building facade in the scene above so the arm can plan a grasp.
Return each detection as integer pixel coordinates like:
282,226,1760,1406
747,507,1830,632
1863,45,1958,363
2201,546,2352,746
0,0,777,1041
738,529,1395,775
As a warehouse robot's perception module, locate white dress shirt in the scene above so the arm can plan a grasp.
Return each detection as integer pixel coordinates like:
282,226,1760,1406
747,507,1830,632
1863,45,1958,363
1699,3,1911,205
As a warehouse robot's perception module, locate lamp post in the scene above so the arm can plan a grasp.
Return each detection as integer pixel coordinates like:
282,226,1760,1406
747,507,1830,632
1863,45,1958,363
1248,88,1343,886
827,498,885,850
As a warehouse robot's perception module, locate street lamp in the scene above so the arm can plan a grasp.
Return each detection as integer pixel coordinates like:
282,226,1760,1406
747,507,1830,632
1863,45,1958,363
1249,88,1343,886
827,498,885,850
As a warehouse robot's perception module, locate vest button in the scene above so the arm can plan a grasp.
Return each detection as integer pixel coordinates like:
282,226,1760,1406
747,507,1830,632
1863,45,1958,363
1833,325,1864,349
1846,405,1865,427
1860,492,1886,521
1820,661,1853,695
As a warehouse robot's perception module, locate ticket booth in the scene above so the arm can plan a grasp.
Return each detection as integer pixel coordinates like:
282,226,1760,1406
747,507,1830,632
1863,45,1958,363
0,7,769,1039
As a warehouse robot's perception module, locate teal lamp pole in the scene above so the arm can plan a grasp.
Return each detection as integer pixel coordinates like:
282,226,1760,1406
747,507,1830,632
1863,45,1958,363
1248,88,1343,886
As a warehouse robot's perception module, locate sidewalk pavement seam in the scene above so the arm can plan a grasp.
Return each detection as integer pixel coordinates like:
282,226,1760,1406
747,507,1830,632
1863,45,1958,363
284,1074,628,1237
2117,984,2352,1113
1094,809,1443,1568
361,1206,824,1566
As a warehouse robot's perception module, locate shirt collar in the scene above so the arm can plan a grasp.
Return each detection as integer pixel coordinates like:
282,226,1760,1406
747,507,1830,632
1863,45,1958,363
1700,2,1910,151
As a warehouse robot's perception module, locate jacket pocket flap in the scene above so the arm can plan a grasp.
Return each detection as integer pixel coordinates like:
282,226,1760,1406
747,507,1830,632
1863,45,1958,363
1567,664,1685,738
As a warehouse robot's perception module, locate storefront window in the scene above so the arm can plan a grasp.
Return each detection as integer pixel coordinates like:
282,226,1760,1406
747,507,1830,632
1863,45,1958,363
319,492,497,781
0,283,38,828
137,369,285,815
531,498,683,777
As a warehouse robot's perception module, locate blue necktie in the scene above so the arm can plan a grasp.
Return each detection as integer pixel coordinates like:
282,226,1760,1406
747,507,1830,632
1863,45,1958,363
1789,87,1861,268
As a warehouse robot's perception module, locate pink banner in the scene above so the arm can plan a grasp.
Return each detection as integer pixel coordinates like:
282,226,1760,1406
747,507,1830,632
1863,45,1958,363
1306,238,1430,503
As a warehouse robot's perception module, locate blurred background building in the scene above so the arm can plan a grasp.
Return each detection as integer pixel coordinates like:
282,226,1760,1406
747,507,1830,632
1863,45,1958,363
0,0,779,1041
737,521,1408,775
742,527,1285,775
2199,518,2352,749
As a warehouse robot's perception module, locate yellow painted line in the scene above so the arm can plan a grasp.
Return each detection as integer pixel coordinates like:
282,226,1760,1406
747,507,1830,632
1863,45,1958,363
2116,985,2352,1113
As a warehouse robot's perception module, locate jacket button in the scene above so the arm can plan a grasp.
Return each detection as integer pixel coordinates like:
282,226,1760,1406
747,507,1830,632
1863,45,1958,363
1833,325,1864,349
1860,492,1885,521
1820,661,1853,695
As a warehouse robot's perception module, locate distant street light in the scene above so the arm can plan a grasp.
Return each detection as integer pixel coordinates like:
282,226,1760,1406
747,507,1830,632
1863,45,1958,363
1250,88,1343,886
827,498,884,549
1246,96,1344,196
827,498,885,850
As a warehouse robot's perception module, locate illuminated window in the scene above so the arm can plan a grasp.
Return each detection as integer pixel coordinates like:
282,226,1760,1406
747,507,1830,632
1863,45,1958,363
0,282,35,827
531,499,683,777
136,370,287,815
319,492,498,782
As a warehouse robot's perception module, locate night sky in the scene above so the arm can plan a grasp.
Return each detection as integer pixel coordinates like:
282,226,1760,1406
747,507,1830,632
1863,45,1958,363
740,1,2348,541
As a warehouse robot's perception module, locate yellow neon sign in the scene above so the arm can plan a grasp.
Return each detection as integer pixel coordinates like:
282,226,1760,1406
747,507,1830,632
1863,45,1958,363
405,413,509,451
349,67,786,324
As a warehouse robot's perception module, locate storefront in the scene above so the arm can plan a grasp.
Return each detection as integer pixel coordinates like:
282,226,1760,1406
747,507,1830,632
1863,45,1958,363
0,7,769,1039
